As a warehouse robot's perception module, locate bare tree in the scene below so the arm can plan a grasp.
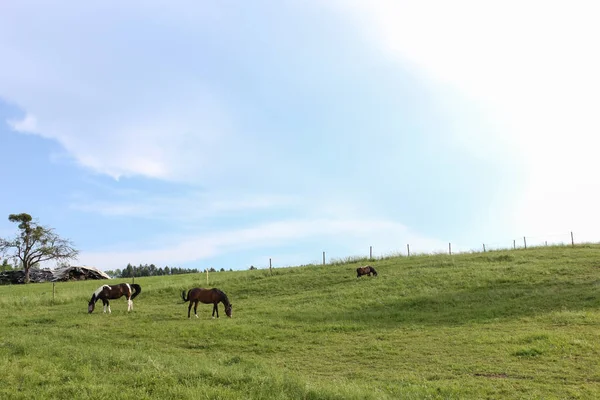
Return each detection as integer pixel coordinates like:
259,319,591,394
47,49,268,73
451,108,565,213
0,213,79,283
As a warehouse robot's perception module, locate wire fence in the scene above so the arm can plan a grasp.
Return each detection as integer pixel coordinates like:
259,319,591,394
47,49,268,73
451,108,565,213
262,231,583,270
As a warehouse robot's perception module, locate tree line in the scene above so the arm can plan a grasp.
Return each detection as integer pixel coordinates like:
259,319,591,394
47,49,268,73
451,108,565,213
105,263,232,278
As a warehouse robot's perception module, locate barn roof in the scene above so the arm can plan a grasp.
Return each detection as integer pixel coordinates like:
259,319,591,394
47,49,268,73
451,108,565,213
51,265,111,281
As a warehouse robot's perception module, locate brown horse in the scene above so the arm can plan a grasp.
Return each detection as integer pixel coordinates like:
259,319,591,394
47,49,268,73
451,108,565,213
181,288,232,319
88,283,141,313
356,265,378,278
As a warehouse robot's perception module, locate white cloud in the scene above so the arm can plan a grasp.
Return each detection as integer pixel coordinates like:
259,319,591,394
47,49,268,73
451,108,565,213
7,113,38,133
78,217,450,270
326,0,600,238
0,2,258,183
70,191,298,220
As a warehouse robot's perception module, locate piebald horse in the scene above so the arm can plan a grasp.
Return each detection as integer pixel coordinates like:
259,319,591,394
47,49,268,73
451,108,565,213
88,283,141,314
356,265,378,278
181,288,232,319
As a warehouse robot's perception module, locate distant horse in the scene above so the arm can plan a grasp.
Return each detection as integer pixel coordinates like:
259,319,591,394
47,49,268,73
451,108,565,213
181,288,232,319
88,283,141,314
356,265,378,278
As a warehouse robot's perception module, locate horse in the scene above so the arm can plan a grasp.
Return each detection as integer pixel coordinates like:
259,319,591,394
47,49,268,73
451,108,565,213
88,283,141,314
356,265,378,278
181,287,232,319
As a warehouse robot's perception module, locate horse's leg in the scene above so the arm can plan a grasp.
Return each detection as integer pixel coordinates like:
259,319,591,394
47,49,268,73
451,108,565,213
194,301,199,318
188,302,192,318
127,295,133,312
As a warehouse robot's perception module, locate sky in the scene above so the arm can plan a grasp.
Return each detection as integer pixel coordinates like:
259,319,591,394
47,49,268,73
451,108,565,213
1,1,599,271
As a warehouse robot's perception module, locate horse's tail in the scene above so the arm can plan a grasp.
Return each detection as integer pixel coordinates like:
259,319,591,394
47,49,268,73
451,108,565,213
181,290,189,302
130,284,142,300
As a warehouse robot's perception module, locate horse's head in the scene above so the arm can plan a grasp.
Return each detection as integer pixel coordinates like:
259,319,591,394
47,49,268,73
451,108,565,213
225,303,232,318
88,294,96,313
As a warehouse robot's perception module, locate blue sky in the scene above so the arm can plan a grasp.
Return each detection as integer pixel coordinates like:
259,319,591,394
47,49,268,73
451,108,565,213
1,1,599,271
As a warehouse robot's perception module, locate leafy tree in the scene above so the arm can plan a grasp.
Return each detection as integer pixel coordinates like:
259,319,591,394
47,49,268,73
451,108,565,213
1,258,15,271
0,213,78,283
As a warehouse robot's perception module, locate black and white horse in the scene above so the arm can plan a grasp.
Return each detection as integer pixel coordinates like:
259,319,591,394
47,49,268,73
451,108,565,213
88,283,141,314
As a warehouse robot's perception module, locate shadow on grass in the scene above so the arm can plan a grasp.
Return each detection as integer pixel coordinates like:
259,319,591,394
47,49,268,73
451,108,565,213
285,280,600,328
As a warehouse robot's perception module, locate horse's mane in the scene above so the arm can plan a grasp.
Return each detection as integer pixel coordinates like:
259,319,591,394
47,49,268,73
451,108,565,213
212,288,230,306
90,285,109,303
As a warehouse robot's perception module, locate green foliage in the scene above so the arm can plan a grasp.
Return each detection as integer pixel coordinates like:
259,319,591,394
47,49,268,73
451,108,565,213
116,263,199,278
1,258,16,271
1,244,600,398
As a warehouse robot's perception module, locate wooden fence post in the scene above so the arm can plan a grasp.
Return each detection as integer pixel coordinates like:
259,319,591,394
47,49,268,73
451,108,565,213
323,251,325,265
524,236,527,249
206,269,209,285
449,243,452,255
407,244,410,257
483,243,486,252
269,258,272,275
513,239,516,250
571,231,575,247
370,246,373,260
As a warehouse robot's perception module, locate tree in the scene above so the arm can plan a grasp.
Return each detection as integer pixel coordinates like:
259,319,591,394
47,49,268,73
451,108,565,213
1,258,15,272
0,213,78,283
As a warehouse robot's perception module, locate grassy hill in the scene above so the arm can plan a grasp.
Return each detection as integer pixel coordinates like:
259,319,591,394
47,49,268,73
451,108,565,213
1,245,600,399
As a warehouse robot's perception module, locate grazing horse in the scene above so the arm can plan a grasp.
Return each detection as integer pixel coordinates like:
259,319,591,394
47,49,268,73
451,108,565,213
181,288,232,319
356,265,378,278
88,283,141,314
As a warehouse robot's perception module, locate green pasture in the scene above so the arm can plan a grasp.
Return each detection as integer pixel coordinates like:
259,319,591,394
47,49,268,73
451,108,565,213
2,245,600,399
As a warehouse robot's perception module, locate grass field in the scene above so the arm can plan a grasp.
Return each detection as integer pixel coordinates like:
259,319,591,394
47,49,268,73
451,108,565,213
2,245,600,399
